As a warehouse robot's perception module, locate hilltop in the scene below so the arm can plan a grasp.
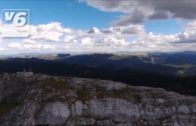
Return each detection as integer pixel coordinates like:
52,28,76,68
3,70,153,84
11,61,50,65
0,73,195,126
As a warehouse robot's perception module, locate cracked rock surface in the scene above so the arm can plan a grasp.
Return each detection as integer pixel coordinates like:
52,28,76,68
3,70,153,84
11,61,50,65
0,73,195,126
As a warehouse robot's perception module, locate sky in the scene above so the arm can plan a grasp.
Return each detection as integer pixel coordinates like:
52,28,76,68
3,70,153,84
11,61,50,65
0,0,196,54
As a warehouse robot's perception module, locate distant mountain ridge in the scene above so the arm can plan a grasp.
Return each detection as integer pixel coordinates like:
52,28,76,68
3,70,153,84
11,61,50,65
0,52,196,95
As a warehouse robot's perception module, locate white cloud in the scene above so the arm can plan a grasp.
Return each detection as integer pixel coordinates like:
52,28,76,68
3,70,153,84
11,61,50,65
7,42,22,49
1,20,196,53
29,22,64,41
88,27,101,34
64,35,75,42
0,48,5,51
7,40,55,50
106,25,145,35
178,21,196,42
81,37,93,46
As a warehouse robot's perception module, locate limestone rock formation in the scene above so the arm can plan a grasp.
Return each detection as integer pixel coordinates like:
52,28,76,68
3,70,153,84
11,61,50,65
0,73,195,126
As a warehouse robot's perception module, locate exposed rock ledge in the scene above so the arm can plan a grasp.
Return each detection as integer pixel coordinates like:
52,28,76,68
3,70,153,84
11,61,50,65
0,73,195,126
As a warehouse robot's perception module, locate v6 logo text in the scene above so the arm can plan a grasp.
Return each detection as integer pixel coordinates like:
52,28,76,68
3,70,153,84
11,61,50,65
4,11,27,26
1,9,30,38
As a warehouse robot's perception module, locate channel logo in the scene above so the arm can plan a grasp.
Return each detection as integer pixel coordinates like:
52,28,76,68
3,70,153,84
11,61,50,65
1,9,30,38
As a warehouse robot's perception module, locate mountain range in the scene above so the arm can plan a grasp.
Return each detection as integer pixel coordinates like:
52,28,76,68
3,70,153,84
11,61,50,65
0,52,196,95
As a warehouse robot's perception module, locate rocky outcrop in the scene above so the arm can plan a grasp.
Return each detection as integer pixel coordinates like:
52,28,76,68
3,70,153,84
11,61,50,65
0,73,195,126
36,102,70,125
